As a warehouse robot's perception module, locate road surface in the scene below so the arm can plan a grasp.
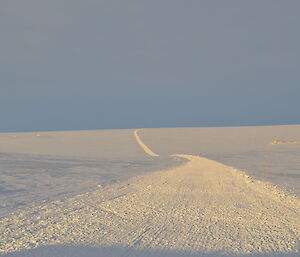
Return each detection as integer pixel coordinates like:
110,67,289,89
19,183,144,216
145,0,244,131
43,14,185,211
1,130,299,256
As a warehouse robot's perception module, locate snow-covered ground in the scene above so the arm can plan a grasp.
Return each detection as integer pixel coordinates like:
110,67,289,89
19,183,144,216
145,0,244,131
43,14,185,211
140,125,300,197
0,126,299,256
0,130,179,217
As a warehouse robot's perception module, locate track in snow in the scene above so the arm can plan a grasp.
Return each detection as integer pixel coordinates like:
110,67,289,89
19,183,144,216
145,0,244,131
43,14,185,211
134,129,159,157
0,130,300,256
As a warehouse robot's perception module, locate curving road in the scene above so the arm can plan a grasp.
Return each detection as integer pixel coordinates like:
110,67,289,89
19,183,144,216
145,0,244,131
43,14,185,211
0,130,299,256
134,129,160,157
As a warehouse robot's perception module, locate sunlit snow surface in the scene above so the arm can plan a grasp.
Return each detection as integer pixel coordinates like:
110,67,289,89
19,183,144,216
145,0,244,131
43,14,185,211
140,125,300,197
0,126,300,256
1,126,300,218
0,129,180,217
0,126,299,218
0,153,177,217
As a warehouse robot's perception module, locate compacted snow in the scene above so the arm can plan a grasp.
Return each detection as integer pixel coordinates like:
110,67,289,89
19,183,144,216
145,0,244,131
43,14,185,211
0,130,178,217
140,125,300,197
0,126,299,256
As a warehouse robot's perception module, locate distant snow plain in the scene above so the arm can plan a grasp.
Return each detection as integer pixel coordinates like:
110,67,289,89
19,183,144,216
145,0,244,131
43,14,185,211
0,125,299,256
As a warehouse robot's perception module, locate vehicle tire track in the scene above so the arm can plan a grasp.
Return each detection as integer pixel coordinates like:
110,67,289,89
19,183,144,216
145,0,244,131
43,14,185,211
134,130,159,157
0,130,300,255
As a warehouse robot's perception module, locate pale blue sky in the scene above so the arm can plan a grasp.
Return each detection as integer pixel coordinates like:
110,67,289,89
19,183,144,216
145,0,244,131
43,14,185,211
1,0,299,131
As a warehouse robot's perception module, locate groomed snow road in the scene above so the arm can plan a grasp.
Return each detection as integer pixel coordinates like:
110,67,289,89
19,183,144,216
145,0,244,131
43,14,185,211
0,130,299,256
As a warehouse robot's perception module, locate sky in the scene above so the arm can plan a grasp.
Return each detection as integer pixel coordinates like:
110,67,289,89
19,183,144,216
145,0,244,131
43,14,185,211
1,0,300,132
